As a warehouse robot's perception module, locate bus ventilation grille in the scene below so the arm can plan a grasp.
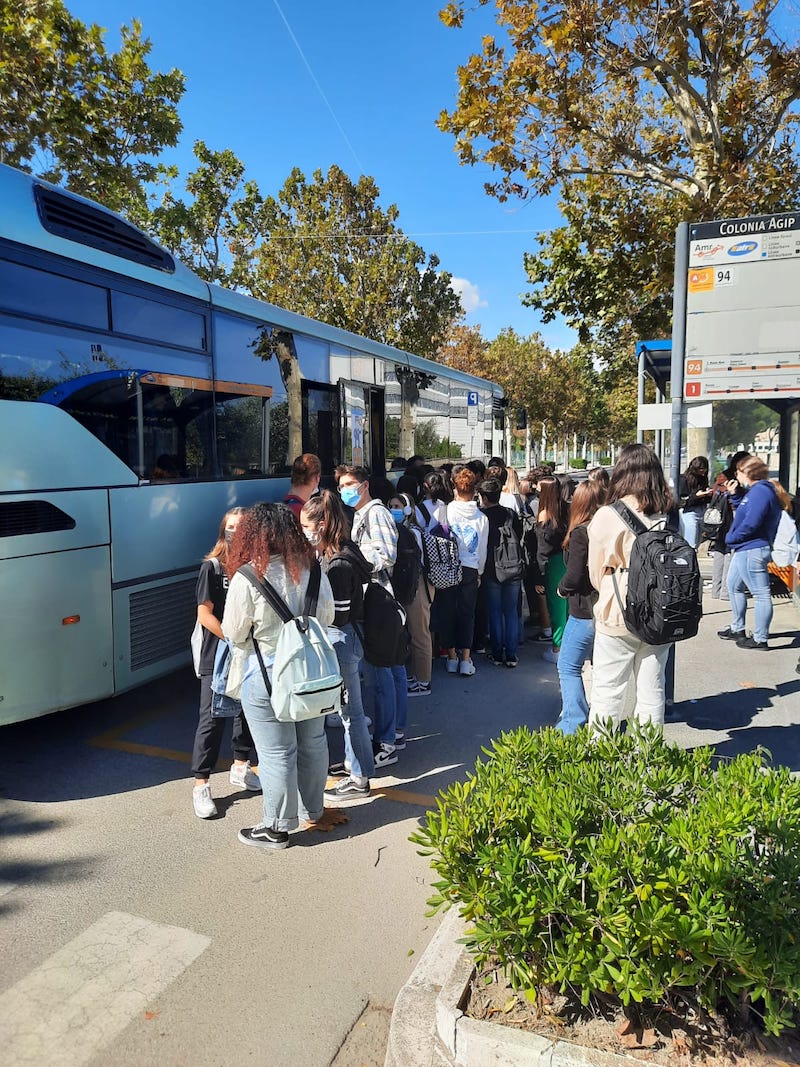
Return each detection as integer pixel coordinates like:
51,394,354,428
0,500,77,538
129,578,196,671
34,186,176,273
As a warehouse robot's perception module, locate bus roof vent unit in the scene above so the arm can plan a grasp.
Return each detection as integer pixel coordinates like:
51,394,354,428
34,186,176,273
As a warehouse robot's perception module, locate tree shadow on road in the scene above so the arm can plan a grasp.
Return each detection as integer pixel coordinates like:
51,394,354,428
0,810,98,917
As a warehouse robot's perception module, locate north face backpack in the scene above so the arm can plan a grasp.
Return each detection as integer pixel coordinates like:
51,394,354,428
610,502,702,645
493,512,524,583
358,581,410,667
419,522,462,589
700,491,732,542
391,524,421,605
239,563,343,722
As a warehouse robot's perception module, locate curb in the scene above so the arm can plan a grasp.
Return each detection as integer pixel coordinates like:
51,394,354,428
386,909,641,1067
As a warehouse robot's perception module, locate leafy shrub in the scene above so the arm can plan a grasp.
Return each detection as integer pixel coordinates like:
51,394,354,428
569,458,588,469
410,724,800,1035
599,454,612,465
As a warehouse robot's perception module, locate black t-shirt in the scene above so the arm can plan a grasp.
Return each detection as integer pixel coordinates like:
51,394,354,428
195,558,228,674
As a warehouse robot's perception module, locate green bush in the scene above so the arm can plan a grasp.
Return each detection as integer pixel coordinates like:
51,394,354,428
411,724,800,1035
569,458,588,469
599,454,612,465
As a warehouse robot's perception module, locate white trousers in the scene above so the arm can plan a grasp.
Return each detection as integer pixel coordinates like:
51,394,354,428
588,630,671,730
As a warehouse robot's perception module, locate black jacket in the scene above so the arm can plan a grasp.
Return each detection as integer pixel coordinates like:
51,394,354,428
322,540,372,627
556,524,595,620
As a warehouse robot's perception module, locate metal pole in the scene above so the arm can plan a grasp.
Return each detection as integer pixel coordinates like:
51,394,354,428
637,348,646,444
669,222,689,494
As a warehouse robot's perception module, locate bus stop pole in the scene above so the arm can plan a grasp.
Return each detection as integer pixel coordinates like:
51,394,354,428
666,222,690,706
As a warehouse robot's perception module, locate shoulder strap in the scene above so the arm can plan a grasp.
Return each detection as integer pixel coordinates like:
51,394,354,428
239,563,293,624
611,500,648,537
303,560,321,615
209,556,222,576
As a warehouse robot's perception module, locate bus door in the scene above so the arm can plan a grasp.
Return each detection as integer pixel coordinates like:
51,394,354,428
339,381,385,472
301,381,340,476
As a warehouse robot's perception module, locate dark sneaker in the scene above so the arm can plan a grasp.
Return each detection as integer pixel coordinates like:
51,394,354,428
487,653,504,666
328,760,351,777
504,657,519,669
736,635,769,650
408,681,431,697
394,731,406,750
717,627,745,640
324,776,370,800
534,630,553,643
373,742,398,769
238,824,289,850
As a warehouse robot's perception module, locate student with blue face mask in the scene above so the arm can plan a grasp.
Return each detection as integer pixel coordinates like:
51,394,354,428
338,465,402,771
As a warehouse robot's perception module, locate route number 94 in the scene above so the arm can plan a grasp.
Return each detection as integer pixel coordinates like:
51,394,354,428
716,268,734,285
686,360,703,375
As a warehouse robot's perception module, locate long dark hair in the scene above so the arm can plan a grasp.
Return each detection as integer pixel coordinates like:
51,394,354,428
536,476,568,529
301,489,350,558
607,444,671,516
422,470,452,503
563,481,606,550
682,455,709,492
228,503,314,582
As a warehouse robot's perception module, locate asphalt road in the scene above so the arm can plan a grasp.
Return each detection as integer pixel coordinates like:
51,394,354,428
1,589,799,1067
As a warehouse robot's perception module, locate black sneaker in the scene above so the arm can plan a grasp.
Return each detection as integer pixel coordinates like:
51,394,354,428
717,627,745,640
324,776,370,800
373,742,398,769
504,656,519,668
238,824,289,850
328,761,351,777
736,635,769,650
533,631,553,643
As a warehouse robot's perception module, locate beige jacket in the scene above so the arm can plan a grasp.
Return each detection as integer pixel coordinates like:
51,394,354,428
222,558,335,696
587,497,667,637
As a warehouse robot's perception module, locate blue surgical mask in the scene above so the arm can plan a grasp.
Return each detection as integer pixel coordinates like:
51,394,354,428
390,508,405,523
340,485,360,508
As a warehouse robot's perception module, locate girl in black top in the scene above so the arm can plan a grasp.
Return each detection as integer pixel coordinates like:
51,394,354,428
191,506,258,819
678,456,712,548
301,491,375,799
554,480,606,734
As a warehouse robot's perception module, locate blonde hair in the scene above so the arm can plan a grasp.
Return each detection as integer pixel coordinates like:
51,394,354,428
504,467,521,494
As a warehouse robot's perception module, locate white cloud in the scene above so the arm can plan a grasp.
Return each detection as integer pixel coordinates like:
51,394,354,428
450,277,487,314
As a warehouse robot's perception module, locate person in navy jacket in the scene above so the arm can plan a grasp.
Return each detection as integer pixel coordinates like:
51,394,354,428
718,456,783,650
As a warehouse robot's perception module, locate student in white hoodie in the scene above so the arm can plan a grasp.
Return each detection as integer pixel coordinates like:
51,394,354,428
440,467,489,676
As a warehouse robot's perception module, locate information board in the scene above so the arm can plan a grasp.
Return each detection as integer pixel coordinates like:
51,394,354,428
684,212,800,400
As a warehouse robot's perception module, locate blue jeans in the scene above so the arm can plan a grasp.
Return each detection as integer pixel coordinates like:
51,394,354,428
680,508,703,549
362,661,396,746
727,545,773,643
241,670,328,832
483,576,521,659
330,624,374,779
392,664,408,735
556,615,595,734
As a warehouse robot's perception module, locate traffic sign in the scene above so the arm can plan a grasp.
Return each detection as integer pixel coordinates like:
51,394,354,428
466,390,479,406
685,212,800,401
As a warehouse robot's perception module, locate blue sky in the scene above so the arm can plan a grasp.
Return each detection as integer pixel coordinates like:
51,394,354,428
68,0,573,349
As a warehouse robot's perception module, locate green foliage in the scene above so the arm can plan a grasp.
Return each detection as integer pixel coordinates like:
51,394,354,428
569,458,587,469
411,724,800,1035
0,1,184,217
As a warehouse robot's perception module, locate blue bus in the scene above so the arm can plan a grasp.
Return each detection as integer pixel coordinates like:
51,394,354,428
0,164,505,725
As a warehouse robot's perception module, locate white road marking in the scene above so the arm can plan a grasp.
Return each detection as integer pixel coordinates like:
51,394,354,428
0,881,17,898
0,910,210,1065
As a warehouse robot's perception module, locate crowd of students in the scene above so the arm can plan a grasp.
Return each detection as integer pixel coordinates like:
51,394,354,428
189,444,800,849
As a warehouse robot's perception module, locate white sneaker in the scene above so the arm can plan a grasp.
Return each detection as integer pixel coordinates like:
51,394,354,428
192,783,217,819
459,658,476,676
542,648,560,664
229,762,261,791
446,658,459,674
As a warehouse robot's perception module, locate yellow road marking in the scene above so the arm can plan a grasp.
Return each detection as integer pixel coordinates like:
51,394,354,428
89,711,435,806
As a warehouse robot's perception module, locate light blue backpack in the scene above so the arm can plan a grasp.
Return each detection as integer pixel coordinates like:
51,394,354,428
240,563,343,723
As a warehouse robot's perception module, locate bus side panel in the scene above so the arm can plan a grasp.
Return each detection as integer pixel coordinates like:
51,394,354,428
108,479,288,693
109,480,288,584
0,546,114,725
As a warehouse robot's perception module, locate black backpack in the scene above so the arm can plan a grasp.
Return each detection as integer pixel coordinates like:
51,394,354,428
515,494,538,568
391,524,421,605
611,502,702,645
358,582,410,667
494,511,524,583
700,491,732,542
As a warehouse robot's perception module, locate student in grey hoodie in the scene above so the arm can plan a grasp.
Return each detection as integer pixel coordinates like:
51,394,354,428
440,466,488,676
